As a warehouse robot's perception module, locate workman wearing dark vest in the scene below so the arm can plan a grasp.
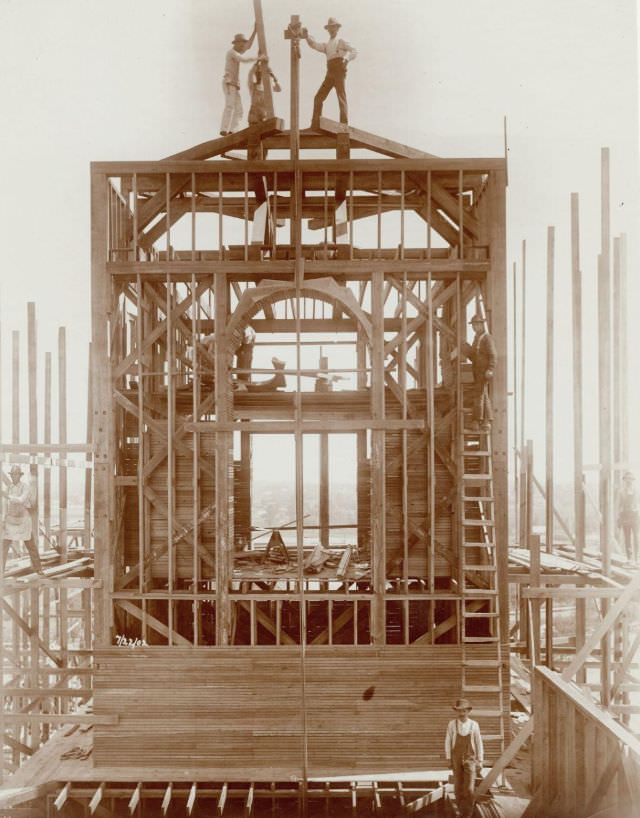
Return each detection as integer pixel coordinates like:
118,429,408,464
617,471,639,563
464,313,497,431
445,698,484,818
304,17,357,128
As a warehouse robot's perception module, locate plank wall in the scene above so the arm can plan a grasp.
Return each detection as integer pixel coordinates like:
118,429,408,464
93,646,503,777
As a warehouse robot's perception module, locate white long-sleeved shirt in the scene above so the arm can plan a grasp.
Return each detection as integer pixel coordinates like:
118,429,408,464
223,48,256,87
307,35,357,63
444,718,484,763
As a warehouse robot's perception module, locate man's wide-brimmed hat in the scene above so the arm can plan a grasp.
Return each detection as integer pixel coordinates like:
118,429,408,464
469,313,485,324
324,17,341,30
624,471,635,481
453,698,473,712
9,464,23,476
232,33,249,45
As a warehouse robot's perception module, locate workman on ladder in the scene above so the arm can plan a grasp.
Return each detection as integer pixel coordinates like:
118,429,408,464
1,464,43,574
304,17,357,128
464,314,497,431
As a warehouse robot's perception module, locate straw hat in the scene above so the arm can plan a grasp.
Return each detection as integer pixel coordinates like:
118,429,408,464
9,464,23,477
452,698,473,712
232,33,249,45
324,17,341,30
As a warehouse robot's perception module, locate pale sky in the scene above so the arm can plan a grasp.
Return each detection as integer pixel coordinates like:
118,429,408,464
0,0,638,488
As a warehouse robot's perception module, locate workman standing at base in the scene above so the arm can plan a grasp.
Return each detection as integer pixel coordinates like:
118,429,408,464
445,698,484,818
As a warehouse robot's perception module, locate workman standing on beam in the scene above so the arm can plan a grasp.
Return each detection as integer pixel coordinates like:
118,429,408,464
220,26,262,135
304,17,357,128
617,471,639,563
1,464,43,574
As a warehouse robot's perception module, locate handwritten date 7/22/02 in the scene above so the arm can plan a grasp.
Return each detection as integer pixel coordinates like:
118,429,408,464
115,634,148,648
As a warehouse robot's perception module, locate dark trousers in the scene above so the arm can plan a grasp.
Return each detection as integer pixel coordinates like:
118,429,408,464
3,537,42,573
312,58,348,124
452,756,477,817
621,520,639,561
472,377,493,423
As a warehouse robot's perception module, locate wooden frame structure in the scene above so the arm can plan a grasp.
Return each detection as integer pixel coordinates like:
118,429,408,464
68,20,510,806
0,304,98,785
0,22,637,818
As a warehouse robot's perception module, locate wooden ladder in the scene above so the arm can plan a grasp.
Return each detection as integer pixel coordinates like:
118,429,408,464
459,420,505,756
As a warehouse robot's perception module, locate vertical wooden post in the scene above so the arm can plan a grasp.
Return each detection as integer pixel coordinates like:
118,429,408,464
27,303,39,558
58,328,68,564
44,352,52,537
486,168,509,641
599,148,612,706
91,167,111,645
84,344,93,549
571,193,586,683
530,533,541,666
619,233,629,466
318,355,329,548
12,330,19,445
512,261,519,540
214,273,232,645
356,332,367,555
370,270,386,644
252,0,275,118
545,228,554,555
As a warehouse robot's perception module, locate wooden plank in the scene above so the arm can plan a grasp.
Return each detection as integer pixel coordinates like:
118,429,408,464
186,419,425,433
93,158,508,175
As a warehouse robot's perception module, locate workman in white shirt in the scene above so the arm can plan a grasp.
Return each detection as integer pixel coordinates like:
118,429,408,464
304,17,357,128
2,464,43,574
444,698,484,818
221,26,262,135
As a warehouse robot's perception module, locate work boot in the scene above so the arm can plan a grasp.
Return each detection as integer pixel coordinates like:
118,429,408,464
271,357,286,390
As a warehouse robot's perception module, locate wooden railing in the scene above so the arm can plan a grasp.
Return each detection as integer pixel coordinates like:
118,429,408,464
528,665,640,817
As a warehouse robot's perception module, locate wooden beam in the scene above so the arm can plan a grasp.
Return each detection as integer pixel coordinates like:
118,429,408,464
164,118,284,161
561,570,640,681
252,0,274,119
476,720,533,796
115,600,192,646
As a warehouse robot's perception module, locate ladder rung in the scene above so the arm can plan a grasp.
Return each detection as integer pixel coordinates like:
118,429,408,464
482,733,505,741
463,541,496,547
463,564,497,571
463,450,491,456
463,611,499,618
463,636,500,643
464,590,499,596
463,519,495,526
463,495,494,501
468,708,503,717
463,474,491,480
463,685,502,693
462,660,501,668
